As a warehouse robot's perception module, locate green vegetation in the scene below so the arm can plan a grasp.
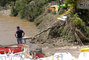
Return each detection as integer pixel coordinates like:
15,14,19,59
75,9,89,25
69,12,89,38
70,14,85,29
0,0,16,6
11,0,54,21
64,0,77,7
11,0,62,21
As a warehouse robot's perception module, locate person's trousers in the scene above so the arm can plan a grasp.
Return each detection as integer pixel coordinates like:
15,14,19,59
17,38,23,44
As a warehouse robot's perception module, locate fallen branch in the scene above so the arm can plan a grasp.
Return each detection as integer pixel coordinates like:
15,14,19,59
75,28,89,41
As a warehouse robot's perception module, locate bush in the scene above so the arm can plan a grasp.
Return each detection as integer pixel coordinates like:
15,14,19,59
70,14,85,29
10,6,18,16
11,0,50,21
0,0,16,6
75,9,89,25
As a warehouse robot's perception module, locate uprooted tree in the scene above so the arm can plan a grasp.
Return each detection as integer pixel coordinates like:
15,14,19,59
30,13,89,46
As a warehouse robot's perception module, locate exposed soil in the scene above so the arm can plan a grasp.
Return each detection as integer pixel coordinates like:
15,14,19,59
27,41,89,58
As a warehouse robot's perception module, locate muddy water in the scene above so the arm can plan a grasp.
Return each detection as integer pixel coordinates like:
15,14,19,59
0,15,38,45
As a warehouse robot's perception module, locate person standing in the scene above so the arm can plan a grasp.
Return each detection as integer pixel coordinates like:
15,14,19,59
15,26,25,44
